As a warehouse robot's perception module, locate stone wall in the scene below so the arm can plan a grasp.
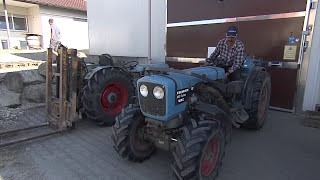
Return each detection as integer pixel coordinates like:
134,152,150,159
0,68,47,108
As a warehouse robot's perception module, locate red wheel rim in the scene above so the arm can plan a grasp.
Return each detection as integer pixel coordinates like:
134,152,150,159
100,82,128,115
258,85,268,119
201,136,220,177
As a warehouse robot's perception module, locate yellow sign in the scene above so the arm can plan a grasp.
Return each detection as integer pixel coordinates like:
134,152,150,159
283,45,297,60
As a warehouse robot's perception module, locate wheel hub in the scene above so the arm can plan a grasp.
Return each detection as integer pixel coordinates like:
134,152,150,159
107,92,117,103
201,136,220,177
100,82,128,115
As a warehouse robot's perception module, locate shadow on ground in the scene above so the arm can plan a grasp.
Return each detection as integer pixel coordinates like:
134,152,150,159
0,110,320,180
12,52,47,61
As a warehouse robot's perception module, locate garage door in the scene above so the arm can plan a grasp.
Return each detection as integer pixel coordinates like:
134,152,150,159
166,0,310,111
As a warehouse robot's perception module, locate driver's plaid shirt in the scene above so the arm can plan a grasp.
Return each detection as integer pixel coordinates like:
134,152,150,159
209,38,244,72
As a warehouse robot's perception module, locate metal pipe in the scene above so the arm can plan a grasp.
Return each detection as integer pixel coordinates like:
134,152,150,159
148,0,152,62
0,123,49,136
2,0,11,49
0,130,61,148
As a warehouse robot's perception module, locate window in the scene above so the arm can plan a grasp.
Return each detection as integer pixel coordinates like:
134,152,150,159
0,14,27,31
13,17,27,30
0,16,12,29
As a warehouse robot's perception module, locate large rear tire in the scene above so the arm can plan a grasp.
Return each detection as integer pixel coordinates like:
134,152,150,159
243,71,271,129
171,116,227,180
111,105,155,162
81,68,134,126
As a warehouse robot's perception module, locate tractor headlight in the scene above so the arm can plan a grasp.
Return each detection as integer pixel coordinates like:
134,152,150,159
140,84,148,97
153,86,164,99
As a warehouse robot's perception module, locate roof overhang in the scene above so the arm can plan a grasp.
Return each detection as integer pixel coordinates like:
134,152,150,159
12,0,86,11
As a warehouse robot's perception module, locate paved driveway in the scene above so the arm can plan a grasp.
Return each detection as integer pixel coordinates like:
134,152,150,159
1,110,320,180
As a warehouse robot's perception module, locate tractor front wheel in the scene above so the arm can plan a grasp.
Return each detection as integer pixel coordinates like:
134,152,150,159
171,116,227,180
244,71,271,129
111,105,155,162
81,68,134,126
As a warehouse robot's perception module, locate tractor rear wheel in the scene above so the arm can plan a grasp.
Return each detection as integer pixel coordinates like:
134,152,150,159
111,105,155,162
171,116,227,180
81,68,134,126
244,71,271,129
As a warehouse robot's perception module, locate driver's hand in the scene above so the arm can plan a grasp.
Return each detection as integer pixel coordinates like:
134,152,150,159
225,72,230,78
201,62,209,66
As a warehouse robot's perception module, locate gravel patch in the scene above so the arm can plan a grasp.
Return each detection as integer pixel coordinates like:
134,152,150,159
0,104,45,131
0,83,45,131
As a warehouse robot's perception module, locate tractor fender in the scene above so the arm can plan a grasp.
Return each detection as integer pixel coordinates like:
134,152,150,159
194,104,240,128
242,66,266,109
84,66,128,80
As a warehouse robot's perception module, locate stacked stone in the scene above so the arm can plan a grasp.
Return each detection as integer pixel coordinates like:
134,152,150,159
0,67,47,108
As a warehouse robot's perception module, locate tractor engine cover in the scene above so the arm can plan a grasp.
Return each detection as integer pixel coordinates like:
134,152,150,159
137,66,225,121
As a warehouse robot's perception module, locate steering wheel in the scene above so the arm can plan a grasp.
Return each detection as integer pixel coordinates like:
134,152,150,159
121,61,138,70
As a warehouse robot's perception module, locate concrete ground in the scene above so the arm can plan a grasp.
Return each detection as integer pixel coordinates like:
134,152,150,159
0,109,320,180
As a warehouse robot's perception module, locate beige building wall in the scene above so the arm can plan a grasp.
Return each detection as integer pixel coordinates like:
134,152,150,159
27,6,41,35
0,3,39,49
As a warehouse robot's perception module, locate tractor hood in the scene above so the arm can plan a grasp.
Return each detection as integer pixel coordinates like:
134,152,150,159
137,66,225,121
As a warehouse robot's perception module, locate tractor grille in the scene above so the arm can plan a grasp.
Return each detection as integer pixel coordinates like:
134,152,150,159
138,82,166,116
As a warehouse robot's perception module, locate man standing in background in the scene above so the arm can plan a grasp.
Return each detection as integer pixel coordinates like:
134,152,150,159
49,18,61,56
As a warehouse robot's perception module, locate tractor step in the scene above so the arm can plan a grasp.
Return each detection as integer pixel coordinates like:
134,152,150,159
234,108,249,123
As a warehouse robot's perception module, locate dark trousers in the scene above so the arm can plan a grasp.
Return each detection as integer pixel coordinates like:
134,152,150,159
218,65,241,81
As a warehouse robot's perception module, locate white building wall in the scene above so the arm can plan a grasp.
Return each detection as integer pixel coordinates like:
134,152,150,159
303,2,320,111
39,6,89,50
87,0,166,63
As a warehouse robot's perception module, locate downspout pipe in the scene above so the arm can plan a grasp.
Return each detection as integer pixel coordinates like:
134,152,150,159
3,0,11,49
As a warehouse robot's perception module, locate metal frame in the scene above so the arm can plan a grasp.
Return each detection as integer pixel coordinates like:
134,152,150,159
295,0,318,113
167,11,306,28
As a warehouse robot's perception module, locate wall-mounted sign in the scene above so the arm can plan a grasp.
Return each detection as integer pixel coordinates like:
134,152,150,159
283,45,297,60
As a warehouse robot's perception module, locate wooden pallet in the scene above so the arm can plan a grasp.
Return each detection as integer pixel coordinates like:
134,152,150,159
304,110,320,129
46,47,79,130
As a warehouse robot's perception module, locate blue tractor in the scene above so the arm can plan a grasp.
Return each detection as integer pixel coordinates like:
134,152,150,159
111,58,271,179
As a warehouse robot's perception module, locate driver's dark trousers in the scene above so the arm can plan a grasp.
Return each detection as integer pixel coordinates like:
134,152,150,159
218,66,241,81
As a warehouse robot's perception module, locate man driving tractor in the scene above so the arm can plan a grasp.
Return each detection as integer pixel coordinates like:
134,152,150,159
205,25,245,81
